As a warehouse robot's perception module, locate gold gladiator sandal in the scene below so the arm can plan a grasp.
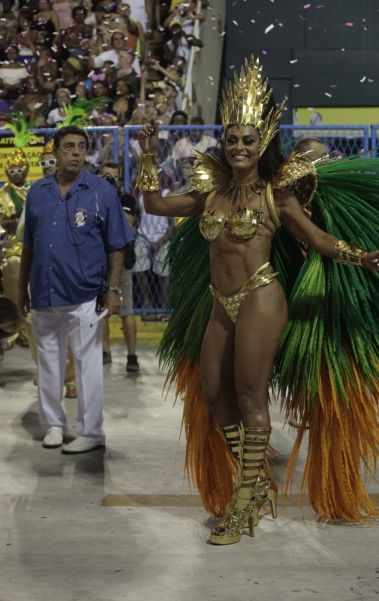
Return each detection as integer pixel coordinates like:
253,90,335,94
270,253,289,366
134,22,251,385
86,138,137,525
216,421,245,461
210,427,276,545
245,427,277,537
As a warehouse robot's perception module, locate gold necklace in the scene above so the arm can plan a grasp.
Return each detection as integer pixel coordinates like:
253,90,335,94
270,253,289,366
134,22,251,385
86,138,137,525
229,178,264,205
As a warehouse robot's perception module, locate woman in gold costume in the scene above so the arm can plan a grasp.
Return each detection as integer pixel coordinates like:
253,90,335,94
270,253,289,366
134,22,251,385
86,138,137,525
136,56,379,545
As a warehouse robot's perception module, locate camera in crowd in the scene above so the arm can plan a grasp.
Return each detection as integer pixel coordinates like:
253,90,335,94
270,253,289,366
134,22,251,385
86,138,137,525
100,173,118,189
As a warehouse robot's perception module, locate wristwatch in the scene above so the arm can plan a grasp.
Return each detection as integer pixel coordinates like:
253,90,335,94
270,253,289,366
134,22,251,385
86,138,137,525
107,286,122,295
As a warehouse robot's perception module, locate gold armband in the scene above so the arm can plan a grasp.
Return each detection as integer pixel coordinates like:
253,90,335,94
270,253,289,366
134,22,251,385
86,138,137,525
137,153,160,192
334,240,368,266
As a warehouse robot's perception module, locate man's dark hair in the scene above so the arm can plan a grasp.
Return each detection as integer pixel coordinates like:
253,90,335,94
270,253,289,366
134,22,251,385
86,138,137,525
53,126,89,149
191,116,205,126
293,136,325,153
170,110,188,124
100,161,119,172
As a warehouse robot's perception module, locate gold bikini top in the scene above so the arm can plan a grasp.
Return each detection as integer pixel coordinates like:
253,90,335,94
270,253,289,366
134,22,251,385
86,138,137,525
199,185,277,242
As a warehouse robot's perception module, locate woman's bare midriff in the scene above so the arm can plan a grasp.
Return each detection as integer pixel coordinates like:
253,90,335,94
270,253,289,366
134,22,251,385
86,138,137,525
209,229,274,296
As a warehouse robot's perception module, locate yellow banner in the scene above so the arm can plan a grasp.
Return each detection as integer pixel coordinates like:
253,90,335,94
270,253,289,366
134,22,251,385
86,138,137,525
0,139,45,183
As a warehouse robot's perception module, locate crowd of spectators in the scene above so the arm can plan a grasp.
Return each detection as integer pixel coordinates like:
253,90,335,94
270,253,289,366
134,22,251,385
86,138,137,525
0,0,210,129
0,0,219,314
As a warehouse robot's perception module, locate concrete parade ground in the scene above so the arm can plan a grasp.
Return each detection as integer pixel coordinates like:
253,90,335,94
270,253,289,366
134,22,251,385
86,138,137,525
1,332,379,601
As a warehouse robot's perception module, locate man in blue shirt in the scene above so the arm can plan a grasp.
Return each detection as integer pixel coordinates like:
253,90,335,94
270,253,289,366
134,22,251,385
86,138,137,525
17,126,134,454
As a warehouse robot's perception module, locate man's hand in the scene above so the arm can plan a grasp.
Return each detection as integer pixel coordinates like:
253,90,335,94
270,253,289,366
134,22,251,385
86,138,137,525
18,289,30,317
104,290,121,315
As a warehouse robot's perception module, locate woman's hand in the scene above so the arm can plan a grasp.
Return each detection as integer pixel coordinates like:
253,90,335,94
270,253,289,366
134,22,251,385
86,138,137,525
362,251,379,271
137,118,159,154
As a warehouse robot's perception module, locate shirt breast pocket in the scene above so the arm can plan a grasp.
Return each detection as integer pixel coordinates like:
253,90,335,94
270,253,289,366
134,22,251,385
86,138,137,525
71,208,99,235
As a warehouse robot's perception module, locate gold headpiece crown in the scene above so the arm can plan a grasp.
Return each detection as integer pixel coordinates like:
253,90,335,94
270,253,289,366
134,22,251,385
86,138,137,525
5,148,29,174
40,139,54,160
220,55,286,157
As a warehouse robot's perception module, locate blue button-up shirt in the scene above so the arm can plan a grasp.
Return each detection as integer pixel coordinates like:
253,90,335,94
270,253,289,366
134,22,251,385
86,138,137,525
24,169,134,309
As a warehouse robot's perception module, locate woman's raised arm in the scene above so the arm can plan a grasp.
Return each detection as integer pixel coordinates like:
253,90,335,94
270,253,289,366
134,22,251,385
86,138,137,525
137,118,206,217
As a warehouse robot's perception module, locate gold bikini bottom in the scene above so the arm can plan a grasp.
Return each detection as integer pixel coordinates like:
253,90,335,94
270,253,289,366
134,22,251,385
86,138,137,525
209,262,278,323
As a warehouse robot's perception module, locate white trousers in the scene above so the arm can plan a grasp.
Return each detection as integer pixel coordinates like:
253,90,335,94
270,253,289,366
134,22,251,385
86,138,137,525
31,299,105,444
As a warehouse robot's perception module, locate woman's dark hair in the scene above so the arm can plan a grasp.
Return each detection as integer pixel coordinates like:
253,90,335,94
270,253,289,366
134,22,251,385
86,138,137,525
19,8,34,24
7,44,20,56
53,125,89,149
72,5,87,18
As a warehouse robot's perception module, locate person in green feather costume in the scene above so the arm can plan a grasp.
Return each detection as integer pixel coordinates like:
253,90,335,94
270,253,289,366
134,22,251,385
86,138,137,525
136,55,379,544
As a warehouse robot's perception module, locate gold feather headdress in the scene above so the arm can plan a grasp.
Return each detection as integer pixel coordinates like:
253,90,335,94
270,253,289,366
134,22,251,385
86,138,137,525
39,139,55,162
220,54,286,157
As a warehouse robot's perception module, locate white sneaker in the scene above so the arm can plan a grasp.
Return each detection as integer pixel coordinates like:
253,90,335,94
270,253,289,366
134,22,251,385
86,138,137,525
61,436,104,454
42,429,63,448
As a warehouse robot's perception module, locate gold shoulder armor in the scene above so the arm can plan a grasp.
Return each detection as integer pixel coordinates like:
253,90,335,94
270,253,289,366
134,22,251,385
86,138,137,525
271,152,318,207
190,152,232,194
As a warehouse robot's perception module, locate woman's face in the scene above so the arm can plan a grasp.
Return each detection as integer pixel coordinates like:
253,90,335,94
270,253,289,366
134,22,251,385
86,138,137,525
93,81,107,97
38,0,50,11
75,82,87,98
7,47,19,62
20,16,31,29
116,79,128,96
182,162,192,178
74,8,86,23
224,125,260,172
26,77,38,93
57,91,70,106
154,95,168,115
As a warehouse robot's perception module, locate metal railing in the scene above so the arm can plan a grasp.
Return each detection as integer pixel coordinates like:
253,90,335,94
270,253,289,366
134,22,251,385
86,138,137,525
0,124,376,314
371,126,379,158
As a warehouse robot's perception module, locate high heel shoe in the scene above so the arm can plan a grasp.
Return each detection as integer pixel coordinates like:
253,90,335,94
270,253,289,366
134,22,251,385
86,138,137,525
248,485,277,536
210,427,275,545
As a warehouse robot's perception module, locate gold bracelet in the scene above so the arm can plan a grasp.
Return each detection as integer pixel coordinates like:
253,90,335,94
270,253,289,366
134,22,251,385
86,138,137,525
334,240,368,266
137,153,160,192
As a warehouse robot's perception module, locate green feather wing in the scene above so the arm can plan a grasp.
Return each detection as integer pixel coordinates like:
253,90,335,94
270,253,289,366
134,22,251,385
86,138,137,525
275,158,379,408
158,216,212,373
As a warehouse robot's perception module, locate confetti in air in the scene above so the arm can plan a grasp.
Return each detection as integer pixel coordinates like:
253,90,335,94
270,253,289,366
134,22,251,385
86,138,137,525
360,76,366,82
325,92,332,97
265,24,274,33
304,3,311,8
290,59,298,63
346,22,353,26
